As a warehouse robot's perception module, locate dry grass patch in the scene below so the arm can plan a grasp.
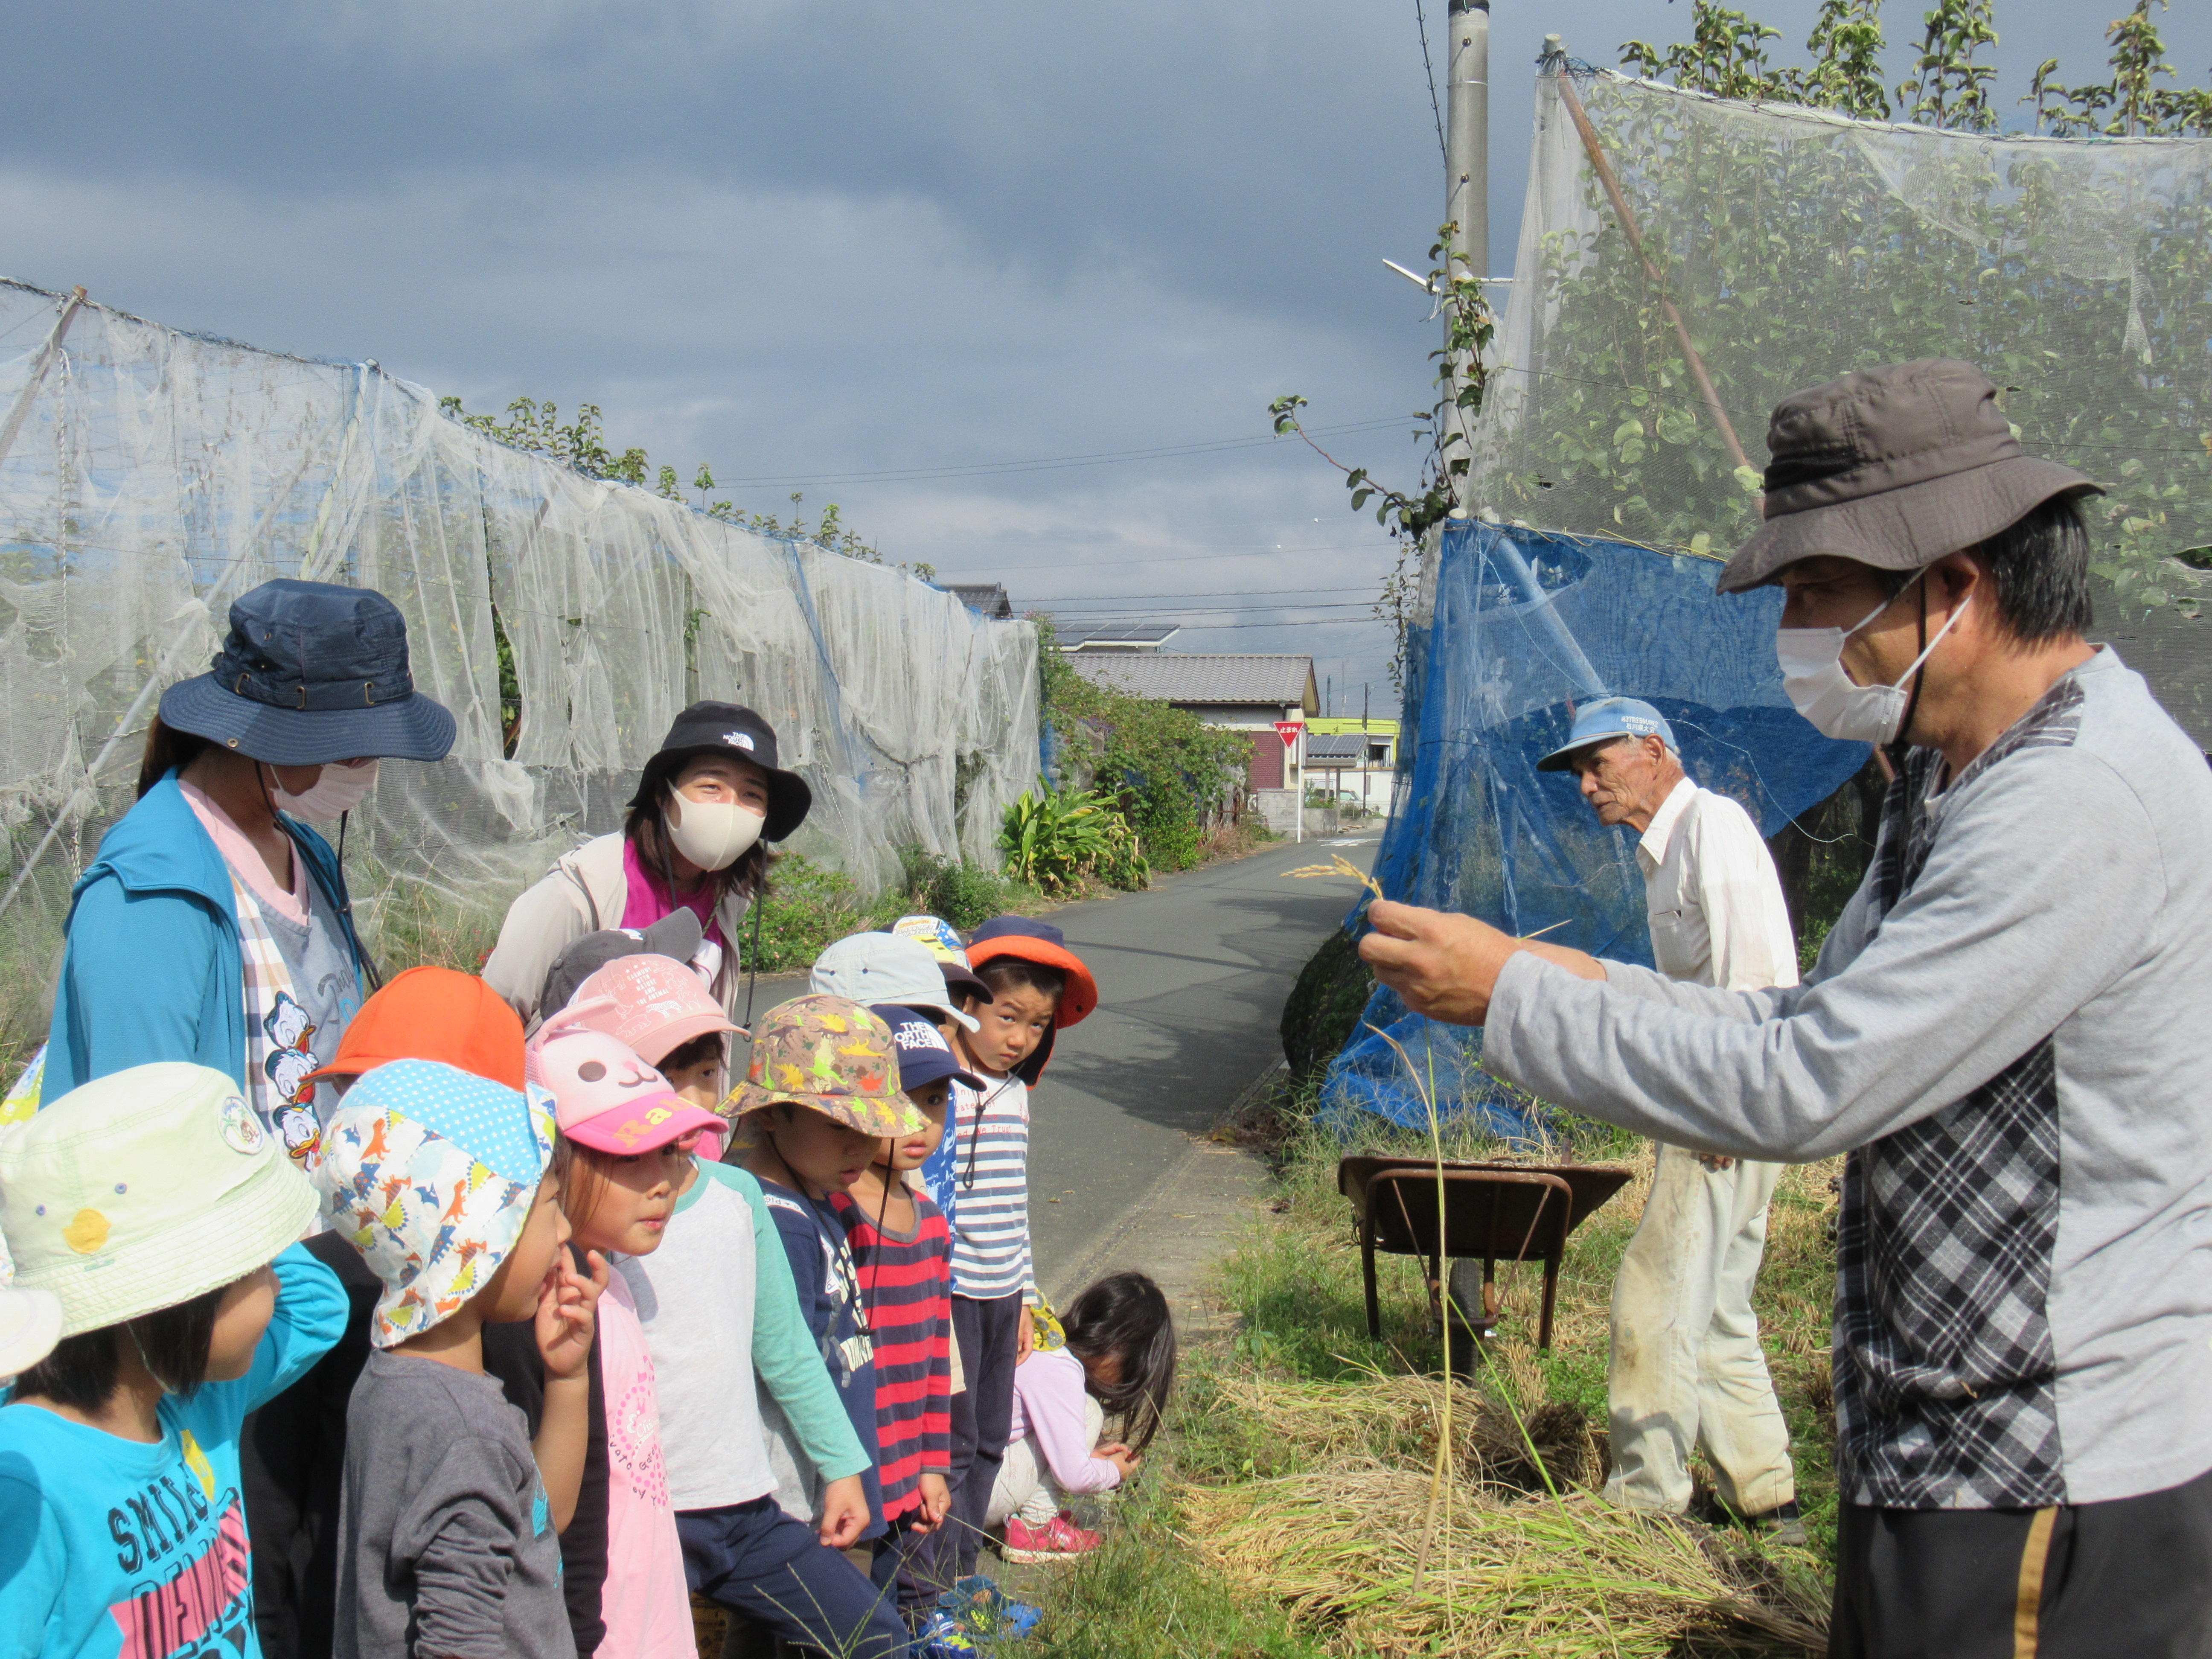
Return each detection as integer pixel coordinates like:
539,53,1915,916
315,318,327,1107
1182,1465,1827,1659
1126,1108,1846,1657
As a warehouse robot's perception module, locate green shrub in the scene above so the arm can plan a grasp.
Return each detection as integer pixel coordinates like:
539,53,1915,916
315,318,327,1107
1001,784,1149,896
1277,926,1375,1084
735,853,881,972
895,843,1023,931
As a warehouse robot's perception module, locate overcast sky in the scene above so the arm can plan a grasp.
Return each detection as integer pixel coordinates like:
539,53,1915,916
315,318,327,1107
5,2,2206,716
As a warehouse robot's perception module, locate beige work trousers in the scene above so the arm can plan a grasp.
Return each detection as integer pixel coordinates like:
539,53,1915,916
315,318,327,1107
1604,1142,1796,1516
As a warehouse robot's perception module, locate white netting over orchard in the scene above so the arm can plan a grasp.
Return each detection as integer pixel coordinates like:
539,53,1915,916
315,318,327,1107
1474,66,2212,623
0,278,1040,949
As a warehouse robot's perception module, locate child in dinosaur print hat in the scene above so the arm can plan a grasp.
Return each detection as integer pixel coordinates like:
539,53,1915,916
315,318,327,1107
725,993,926,1139
315,1060,600,1658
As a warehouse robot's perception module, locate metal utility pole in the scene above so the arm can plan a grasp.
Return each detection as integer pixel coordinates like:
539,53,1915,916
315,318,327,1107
1442,0,1489,494
1442,11,1499,1339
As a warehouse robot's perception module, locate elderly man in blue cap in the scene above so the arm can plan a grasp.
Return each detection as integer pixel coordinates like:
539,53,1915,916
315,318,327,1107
1538,696,1801,1537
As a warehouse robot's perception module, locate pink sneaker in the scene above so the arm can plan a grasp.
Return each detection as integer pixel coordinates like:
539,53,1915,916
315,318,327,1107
1001,1511,1102,1563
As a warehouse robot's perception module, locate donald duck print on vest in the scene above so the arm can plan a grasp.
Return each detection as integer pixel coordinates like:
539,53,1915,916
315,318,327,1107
232,871,326,1170
262,992,321,1163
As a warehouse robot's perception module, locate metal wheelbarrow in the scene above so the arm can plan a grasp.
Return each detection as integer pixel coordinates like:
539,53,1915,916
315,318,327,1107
1336,1155,1633,1356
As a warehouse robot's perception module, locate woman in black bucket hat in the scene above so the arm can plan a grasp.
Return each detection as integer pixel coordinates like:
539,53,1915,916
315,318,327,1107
42,579,456,1166
482,700,813,1028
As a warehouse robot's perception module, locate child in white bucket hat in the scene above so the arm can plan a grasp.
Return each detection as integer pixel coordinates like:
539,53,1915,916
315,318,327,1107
0,1062,348,1659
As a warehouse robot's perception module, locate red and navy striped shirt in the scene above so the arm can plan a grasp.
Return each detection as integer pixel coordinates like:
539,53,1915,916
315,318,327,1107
831,1184,953,1519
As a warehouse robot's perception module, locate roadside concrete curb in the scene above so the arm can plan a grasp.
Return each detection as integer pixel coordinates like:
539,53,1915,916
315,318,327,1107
1041,1060,1284,1345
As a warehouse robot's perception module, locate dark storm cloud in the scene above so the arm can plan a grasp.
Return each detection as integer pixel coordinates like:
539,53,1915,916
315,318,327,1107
3,2,2203,693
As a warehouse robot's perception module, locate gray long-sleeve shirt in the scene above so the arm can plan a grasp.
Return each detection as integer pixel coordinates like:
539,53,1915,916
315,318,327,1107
1483,649,2212,1510
337,1351,577,1659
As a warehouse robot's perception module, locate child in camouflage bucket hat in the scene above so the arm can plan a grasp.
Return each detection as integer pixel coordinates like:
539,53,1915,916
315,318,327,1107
725,993,927,1139
731,996,924,1561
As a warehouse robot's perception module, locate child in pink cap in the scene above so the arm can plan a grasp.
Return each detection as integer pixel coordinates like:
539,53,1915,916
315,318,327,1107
567,952,739,1115
530,1015,724,1659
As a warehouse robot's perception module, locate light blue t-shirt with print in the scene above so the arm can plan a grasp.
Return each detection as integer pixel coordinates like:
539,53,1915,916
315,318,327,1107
0,1245,346,1659
918,1111,959,1236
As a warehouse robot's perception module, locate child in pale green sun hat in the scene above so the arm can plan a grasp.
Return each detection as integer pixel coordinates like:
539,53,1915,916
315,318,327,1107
0,1061,347,1659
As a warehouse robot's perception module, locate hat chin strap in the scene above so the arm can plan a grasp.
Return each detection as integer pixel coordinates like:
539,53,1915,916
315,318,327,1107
125,1321,177,1396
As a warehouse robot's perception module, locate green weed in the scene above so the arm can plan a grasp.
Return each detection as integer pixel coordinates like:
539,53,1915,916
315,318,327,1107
1027,1482,1340,1659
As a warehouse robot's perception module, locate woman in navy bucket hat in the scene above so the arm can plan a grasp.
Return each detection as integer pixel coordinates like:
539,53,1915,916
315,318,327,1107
42,579,456,1163
483,700,814,1029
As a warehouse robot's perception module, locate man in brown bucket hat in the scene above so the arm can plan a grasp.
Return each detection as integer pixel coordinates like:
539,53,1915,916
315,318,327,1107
1361,361,2212,1655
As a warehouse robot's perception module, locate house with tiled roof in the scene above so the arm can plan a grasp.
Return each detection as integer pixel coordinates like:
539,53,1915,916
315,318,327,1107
1065,649,1318,803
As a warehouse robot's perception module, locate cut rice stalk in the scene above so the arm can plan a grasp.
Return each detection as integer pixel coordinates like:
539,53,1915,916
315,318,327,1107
1180,1465,1826,1658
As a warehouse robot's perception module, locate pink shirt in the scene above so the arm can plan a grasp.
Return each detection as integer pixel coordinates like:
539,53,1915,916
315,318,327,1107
620,838,727,947
1008,1347,1121,1495
596,1272,694,1659
177,777,309,926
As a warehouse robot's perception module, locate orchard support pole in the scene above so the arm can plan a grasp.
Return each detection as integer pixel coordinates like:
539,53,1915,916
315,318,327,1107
1444,0,1490,477
1547,45,1754,477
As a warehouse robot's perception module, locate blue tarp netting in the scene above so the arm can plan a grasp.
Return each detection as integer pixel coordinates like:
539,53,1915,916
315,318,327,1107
1321,521,1871,1136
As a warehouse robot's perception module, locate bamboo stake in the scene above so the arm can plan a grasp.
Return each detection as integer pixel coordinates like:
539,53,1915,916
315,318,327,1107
0,286,87,471
1552,73,1754,480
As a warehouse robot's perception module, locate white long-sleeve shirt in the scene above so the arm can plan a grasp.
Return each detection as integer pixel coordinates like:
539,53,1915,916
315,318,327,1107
1635,777,1798,994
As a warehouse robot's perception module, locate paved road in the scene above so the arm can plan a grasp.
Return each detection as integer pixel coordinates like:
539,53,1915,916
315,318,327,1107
729,830,1382,1296
1026,831,1379,1295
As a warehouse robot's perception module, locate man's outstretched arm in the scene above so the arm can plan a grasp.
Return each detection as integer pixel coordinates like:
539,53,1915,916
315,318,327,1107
1359,898,1604,1025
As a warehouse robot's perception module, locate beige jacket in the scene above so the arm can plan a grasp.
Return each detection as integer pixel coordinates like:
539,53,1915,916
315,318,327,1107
482,831,753,1027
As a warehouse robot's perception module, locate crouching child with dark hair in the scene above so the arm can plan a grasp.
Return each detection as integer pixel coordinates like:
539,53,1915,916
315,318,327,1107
989,1272,1177,1562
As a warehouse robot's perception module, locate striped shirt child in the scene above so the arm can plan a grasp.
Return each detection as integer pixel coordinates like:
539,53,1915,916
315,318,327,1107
831,1187,953,1519
946,1074,1034,1300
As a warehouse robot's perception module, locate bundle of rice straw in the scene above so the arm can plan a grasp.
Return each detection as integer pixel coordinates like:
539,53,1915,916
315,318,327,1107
1207,1371,1601,1495
1180,1465,1826,1657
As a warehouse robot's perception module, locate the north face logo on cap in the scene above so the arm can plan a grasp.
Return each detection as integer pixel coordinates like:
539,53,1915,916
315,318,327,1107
722,731,756,751
892,1021,950,1054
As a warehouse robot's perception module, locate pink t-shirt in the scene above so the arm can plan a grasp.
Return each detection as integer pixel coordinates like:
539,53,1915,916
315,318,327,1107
596,1271,694,1659
177,777,309,926
620,837,727,947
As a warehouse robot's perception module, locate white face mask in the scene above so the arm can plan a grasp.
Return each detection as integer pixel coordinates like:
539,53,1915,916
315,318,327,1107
1775,572,1968,746
664,789,765,872
272,759,379,823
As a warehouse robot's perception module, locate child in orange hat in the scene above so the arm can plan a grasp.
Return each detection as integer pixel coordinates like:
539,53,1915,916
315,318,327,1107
934,917,1096,1583
242,966,575,1659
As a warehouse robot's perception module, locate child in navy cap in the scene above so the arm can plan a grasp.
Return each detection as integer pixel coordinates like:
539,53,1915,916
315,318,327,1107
832,1007,977,1615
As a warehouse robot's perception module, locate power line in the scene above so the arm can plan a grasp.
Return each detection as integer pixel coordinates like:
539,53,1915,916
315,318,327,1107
1040,601,1378,617
1065,614,1387,632
712,414,1421,488
1017,582,1379,602
931,540,1401,574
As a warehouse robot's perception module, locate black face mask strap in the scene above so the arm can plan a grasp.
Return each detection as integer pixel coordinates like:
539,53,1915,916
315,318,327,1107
745,890,765,1028
1888,571,1933,769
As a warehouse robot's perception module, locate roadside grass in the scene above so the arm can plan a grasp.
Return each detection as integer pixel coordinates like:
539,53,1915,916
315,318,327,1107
1029,1093,1840,1657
